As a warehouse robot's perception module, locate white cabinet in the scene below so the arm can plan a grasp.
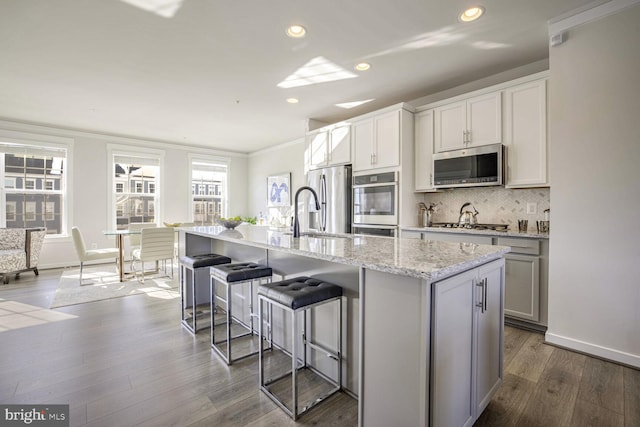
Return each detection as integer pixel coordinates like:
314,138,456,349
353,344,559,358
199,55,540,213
496,237,541,322
434,92,502,152
414,109,435,191
307,124,351,170
431,258,504,427
504,79,548,187
353,110,400,172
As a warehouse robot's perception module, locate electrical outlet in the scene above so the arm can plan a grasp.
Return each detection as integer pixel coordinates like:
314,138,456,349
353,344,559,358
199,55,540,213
91,243,98,249
526,203,537,215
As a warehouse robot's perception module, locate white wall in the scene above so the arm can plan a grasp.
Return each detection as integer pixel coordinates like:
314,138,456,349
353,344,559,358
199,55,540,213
246,138,306,225
547,4,640,367
0,120,248,269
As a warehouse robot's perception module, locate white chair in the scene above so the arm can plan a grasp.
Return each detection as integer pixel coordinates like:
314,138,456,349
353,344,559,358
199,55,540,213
71,226,119,285
128,222,157,259
131,227,175,283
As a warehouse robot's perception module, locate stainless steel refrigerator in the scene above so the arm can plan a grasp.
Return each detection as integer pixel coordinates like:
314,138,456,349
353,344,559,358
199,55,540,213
303,165,352,234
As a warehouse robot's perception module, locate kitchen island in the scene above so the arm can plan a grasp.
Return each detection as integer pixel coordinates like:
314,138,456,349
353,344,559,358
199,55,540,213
180,225,510,427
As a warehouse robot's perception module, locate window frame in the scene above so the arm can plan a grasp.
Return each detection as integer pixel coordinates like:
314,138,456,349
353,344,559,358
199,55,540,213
0,130,73,238
107,144,164,231
188,154,230,225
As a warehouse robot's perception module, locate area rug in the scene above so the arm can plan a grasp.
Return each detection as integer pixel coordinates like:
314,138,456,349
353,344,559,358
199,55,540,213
50,265,179,308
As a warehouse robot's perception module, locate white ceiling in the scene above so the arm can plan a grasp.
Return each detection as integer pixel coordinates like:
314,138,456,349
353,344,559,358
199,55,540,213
0,0,601,153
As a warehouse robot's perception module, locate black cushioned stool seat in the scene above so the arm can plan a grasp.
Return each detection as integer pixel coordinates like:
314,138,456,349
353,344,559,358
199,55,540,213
257,276,343,420
211,262,273,283
257,277,343,310
179,253,231,335
209,262,273,365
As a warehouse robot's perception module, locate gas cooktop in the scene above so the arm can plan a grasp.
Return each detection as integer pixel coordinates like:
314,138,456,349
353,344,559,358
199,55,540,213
431,223,510,232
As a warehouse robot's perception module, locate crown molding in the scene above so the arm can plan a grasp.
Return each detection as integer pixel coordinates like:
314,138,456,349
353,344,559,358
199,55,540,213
549,0,640,35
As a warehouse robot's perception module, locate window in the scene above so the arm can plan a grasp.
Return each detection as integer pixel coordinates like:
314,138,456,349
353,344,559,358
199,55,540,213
43,201,55,221
111,150,161,230
190,157,228,225
25,202,36,221
6,201,16,221
0,140,68,235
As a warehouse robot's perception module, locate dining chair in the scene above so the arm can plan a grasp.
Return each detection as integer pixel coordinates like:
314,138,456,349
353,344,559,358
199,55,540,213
71,226,119,285
127,222,157,259
131,227,175,283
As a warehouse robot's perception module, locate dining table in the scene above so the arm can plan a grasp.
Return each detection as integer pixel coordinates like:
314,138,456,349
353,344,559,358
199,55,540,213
102,229,140,282
103,227,180,282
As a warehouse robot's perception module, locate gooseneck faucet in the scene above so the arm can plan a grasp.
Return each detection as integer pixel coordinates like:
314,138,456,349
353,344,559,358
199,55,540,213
293,186,321,238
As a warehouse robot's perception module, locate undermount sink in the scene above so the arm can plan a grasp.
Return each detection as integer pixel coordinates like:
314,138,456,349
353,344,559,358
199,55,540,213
282,231,352,239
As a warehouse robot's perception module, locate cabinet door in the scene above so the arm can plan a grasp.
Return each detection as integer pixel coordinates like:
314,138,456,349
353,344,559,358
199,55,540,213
352,119,374,172
504,253,540,321
329,125,351,165
504,80,547,187
414,110,434,191
466,92,502,147
308,130,329,169
432,269,476,427
435,101,466,152
373,110,400,169
475,259,504,415
400,230,422,239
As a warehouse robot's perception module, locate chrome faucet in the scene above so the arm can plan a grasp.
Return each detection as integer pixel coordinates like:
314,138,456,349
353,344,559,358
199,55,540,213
293,186,321,238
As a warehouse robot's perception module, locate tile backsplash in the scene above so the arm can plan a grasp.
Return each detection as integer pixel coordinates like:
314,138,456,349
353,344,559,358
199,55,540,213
422,187,550,229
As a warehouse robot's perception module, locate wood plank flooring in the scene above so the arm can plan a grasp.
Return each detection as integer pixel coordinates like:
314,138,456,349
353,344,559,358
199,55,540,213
1,268,639,426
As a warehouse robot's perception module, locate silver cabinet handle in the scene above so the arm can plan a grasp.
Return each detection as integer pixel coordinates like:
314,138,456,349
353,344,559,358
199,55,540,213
483,278,487,312
475,279,484,312
463,130,467,143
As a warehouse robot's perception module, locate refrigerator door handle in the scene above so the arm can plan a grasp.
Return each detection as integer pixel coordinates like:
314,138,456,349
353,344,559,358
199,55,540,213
320,174,327,231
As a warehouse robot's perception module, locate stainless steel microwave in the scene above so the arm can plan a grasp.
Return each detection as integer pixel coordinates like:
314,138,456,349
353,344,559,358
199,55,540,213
433,144,504,188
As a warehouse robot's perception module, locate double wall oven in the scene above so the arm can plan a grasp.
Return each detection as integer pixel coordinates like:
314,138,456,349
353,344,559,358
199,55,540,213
352,171,398,237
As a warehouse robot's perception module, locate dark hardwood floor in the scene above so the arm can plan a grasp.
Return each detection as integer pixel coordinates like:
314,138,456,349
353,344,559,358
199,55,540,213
1,268,638,426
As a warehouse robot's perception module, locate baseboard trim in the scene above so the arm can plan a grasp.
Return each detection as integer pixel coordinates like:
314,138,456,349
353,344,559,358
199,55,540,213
545,332,640,369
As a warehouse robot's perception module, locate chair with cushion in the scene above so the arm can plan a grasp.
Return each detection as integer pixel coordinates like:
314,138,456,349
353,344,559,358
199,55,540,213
127,222,157,260
0,227,47,284
131,227,175,283
71,226,119,285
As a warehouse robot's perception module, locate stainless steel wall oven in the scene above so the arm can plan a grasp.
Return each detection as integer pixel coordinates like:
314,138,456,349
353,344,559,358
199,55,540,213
352,171,398,226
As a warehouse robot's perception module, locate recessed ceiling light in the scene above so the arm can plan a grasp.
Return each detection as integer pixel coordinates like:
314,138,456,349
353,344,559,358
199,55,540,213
459,6,485,22
286,25,306,38
354,62,371,71
286,98,299,104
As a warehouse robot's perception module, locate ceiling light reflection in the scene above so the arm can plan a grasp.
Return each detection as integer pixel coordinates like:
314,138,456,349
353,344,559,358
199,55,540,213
335,99,374,109
277,56,357,89
119,0,184,18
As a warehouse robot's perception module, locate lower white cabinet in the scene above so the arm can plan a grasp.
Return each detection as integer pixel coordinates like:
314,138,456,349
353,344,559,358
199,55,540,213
431,258,504,427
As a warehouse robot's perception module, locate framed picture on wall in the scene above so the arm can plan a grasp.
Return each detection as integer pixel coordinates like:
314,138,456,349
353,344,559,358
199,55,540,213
267,172,291,207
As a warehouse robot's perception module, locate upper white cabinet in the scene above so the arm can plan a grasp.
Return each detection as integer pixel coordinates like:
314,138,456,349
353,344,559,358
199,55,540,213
307,124,351,170
504,79,548,187
434,92,502,152
353,110,400,172
414,109,435,191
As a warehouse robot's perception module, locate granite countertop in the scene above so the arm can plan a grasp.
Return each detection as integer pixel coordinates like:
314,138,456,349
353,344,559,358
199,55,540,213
181,225,510,282
401,225,550,239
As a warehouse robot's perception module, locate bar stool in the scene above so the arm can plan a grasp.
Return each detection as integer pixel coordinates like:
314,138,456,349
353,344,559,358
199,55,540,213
257,276,343,420
180,253,231,334
210,262,273,364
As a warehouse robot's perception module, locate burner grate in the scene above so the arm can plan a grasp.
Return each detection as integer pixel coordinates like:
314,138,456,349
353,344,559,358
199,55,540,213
432,223,509,231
